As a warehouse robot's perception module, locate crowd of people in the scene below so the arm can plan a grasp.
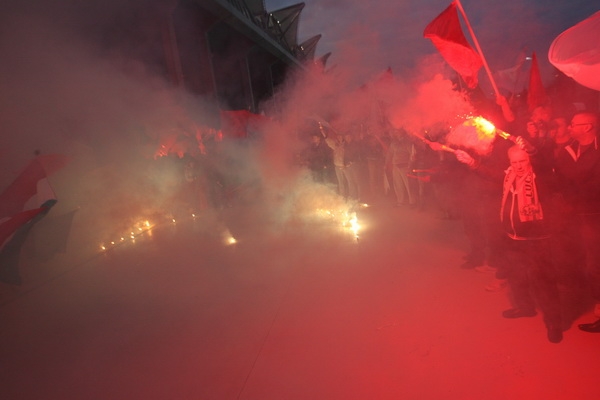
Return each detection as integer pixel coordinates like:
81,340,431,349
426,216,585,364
163,95,600,345
299,121,442,209
296,100,600,344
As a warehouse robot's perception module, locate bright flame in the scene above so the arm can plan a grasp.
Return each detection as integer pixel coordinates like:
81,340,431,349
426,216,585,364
468,116,496,139
222,228,237,245
99,219,156,253
313,204,362,240
446,115,500,155
468,115,514,141
349,212,360,238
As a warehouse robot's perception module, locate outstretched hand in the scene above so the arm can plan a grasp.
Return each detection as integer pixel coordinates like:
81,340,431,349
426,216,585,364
427,141,444,152
455,149,476,167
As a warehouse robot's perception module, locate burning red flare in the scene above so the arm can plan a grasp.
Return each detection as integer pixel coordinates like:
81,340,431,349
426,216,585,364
445,116,515,155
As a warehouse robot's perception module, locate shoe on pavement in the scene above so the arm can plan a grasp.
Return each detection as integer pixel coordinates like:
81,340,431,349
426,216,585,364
485,278,507,292
502,308,537,319
578,319,600,333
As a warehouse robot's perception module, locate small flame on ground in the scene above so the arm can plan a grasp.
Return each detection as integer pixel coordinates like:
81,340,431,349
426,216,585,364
100,219,155,252
348,212,360,239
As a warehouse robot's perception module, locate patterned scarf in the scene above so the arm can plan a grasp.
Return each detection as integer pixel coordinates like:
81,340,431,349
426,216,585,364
501,167,544,222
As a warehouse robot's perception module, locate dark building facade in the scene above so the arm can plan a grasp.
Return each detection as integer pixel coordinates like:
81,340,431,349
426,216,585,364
107,0,326,115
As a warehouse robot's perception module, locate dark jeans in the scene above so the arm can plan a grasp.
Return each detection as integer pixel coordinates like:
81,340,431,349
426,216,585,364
461,198,505,267
504,237,562,328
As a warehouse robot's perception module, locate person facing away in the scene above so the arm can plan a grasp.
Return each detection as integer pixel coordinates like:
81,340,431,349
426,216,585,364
303,133,332,184
386,129,415,207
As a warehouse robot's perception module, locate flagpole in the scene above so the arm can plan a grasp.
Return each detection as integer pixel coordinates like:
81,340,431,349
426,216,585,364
454,0,500,98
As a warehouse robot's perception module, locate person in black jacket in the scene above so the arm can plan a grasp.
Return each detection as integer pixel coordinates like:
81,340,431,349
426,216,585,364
554,111,600,333
456,141,564,343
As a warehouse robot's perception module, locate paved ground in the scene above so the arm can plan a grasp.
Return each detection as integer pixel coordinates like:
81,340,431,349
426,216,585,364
1,201,600,399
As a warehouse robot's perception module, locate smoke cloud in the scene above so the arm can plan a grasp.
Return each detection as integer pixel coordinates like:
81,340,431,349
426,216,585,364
2,0,597,273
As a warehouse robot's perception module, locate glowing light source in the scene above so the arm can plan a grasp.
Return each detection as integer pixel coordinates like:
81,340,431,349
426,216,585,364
99,219,155,253
447,115,516,155
314,205,362,241
349,212,360,238
468,116,515,141
468,116,496,139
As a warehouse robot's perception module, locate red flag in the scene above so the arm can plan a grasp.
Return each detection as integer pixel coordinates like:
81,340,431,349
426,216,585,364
0,154,67,220
424,2,483,88
527,52,548,112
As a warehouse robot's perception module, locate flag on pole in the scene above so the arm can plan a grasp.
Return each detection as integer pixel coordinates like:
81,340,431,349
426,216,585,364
0,155,66,285
32,208,77,261
527,52,548,112
424,2,483,88
494,50,529,94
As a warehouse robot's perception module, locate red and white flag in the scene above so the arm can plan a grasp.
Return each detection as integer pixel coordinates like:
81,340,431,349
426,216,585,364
549,10,600,92
0,154,67,285
424,2,483,88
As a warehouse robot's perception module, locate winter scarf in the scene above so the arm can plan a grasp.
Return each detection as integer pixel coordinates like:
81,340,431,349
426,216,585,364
501,167,544,223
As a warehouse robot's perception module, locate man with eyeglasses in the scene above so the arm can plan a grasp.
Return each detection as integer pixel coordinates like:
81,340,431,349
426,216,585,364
554,111,600,333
